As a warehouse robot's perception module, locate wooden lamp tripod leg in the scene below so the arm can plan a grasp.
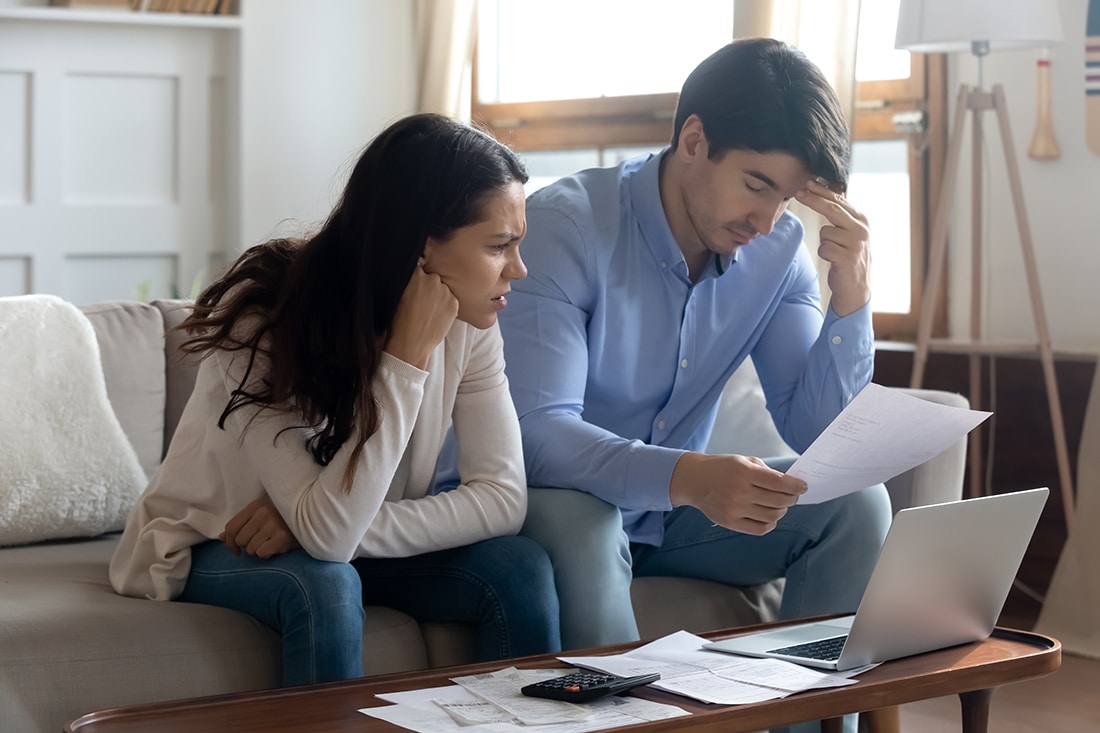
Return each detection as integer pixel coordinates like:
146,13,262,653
968,89,991,499
911,83,1075,526
991,84,1075,530
912,85,987,497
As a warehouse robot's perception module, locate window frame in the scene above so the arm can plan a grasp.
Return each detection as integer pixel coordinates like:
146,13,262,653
472,45,947,342
852,52,948,340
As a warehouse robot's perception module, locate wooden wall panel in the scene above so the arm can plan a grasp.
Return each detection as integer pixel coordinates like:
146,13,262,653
874,344,1097,628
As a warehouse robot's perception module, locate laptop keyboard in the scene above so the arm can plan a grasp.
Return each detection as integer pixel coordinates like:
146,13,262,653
766,634,848,661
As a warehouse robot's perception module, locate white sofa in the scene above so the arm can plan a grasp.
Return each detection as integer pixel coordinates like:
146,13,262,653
0,299,970,732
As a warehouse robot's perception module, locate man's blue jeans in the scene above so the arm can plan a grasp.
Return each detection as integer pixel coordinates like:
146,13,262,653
519,456,893,733
180,535,561,686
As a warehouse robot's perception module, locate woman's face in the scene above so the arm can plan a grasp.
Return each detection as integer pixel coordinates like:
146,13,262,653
421,181,528,329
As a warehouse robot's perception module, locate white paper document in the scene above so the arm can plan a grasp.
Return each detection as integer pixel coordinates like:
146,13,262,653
787,382,991,503
559,630,866,706
359,666,689,733
450,667,594,725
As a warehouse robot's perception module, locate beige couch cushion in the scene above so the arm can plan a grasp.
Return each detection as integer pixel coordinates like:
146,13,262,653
0,534,442,733
631,576,782,640
81,302,167,477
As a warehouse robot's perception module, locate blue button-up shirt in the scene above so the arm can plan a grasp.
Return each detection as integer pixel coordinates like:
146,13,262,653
493,151,873,545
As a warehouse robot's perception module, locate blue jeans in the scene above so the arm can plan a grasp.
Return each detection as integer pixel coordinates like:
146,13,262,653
354,535,561,661
520,456,892,733
180,542,365,686
180,535,560,686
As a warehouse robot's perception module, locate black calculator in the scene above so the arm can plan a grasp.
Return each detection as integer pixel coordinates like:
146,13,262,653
520,671,661,703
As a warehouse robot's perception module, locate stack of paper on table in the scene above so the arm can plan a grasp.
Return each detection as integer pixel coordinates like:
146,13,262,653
360,630,875,732
360,666,689,733
560,630,870,705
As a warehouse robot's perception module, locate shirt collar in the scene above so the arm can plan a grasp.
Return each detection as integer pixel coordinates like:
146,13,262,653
627,149,734,283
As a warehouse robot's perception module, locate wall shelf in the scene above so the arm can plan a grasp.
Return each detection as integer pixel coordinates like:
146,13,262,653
0,6,239,29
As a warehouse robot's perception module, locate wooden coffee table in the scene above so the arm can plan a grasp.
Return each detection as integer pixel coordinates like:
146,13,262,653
66,622,1060,733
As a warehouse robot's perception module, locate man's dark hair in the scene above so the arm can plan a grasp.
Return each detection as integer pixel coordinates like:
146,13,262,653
671,37,851,191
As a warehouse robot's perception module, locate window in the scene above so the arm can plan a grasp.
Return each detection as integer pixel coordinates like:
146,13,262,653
473,0,945,340
850,0,947,338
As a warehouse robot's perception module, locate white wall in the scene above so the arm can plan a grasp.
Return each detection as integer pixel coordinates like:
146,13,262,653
239,0,416,248
0,2,243,302
946,0,1100,353
0,0,416,301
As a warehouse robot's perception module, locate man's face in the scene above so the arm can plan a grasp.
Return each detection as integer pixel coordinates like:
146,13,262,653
680,143,813,259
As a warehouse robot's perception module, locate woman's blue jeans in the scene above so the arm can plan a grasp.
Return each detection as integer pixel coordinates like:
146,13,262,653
179,535,560,687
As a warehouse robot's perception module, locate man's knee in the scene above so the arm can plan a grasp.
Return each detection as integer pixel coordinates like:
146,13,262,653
524,488,622,531
818,484,893,557
522,488,628,559
845,484,893,537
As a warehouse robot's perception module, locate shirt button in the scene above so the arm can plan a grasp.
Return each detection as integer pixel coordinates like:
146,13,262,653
680,358,688,368
831,335,842,345
847,392,854,402
657,420,666,430
660,261,668,269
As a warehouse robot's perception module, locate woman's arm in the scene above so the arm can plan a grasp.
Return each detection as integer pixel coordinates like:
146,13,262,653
217,347,429,563
356,324,527,557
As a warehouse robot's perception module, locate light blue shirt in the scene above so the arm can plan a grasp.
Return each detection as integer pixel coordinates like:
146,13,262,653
488,151,872,545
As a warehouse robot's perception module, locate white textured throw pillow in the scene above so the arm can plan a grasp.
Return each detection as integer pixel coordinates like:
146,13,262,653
0,294,147,546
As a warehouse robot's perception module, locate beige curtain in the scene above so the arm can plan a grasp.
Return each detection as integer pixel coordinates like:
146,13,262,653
1035,364,1100,660
733,0,862,308
414,0,477,119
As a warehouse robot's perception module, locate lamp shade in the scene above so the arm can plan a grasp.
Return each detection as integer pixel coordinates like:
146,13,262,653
895,0,1063,53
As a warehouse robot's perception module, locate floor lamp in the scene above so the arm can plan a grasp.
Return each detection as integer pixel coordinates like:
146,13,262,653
895,0,1076,530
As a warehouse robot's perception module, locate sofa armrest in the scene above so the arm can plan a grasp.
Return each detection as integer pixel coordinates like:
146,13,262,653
882,388,970,512
151,299,200,461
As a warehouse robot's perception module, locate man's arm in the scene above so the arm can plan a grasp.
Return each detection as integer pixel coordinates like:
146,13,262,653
672,180,876,533
501,206,683,513
752,180,876,453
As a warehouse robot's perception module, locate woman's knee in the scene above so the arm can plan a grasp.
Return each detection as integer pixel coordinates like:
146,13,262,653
286,555,362,594
462,536,557,603
471,536,561,655
272,556,365,626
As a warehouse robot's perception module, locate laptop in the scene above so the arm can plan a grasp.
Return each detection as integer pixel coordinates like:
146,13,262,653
702,487,1049,671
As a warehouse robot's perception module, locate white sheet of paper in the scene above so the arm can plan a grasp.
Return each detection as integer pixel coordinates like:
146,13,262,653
361,674,689,733
376,669,572,712
787,383,990,503
450,667,594,725
559,630,861,705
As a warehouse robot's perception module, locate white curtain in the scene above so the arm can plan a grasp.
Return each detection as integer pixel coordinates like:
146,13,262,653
733,0,862,307
414,0,477,119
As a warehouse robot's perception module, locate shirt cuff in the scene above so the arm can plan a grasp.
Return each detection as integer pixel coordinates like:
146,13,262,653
823,303,875,401
379,351,430,385
623,443,685,512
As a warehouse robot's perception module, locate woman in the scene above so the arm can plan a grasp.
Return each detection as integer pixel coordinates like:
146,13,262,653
109,113,560,685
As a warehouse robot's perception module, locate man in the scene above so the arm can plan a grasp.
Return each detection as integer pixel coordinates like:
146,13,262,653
499,36,893,668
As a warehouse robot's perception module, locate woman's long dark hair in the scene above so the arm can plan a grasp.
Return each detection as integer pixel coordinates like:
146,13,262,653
179,113,528,490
